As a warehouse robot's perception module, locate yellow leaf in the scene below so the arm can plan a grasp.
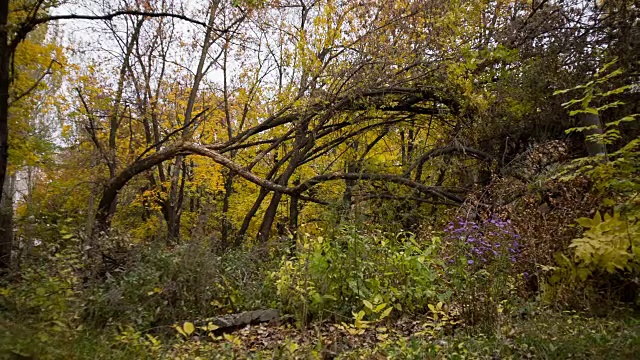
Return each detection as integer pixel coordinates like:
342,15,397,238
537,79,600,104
174,325,187,337
183,322,195,336
223,333,242,345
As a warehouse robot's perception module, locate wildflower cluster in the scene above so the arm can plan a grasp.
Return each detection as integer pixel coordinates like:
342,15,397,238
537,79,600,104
443,215,520,268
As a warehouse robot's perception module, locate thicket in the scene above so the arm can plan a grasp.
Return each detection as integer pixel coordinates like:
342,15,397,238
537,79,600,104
1,0,639,358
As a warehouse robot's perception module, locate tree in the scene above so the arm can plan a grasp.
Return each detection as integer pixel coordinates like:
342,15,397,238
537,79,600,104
0,0,232,271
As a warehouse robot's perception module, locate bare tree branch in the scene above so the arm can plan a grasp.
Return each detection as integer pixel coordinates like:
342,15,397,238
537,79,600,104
135,108,209,162
9,9,244,53
9,59,60,106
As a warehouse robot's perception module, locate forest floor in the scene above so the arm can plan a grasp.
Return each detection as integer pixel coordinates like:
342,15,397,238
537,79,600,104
167,308,640,359
3,305,639,359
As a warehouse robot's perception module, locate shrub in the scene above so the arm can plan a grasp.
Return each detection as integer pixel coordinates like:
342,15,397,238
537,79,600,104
440,215,522,332
84,239,278,329
541,59,640,308
272,227,446,325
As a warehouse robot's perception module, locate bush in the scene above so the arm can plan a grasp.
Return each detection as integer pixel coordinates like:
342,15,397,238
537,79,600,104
83,238,279,329
0,241,151,360
541,60,640,308
272,226,447,325
440,215,523,332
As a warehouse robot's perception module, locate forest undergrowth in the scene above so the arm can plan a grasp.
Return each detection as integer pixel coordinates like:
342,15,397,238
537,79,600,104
1,213,639,359
2,152,639,359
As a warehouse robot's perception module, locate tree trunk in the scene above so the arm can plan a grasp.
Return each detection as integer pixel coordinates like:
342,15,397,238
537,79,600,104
0,173,14,272
256,147,307,242
236,153,292,243
341,162,358,217
237,187,269,244
0,0,10,273
164,1,218,242
166,163,187,241
257,191,284,242
221,172,234,248
288,184,299,239
580,113,607,158
256,114,314,243
85,155,98,235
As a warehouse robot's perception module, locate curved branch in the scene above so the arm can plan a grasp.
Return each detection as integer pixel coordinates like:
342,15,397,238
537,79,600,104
403,144,494,177
293,172,464,204
211,85,458,154
135,108,208,162
93,142,466,236
353,193,459,206
93,142,323,235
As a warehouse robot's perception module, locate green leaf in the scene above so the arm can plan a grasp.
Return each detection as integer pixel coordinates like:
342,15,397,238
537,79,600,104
374,303,387,313
576,217,594,228
599,85,630,97
595,58,619,77
562,95,590,108
379,306,392,320
596,68,624,83
565,124,600,134
596,101,625,112
568,108,598,116
363,299,373,310
606,114,639,128
554,83,587,96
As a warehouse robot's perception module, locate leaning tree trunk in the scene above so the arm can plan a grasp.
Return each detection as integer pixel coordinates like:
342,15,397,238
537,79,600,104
256,118,312,243
257,191,286,243
238,187,269,243
236,153,291,243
